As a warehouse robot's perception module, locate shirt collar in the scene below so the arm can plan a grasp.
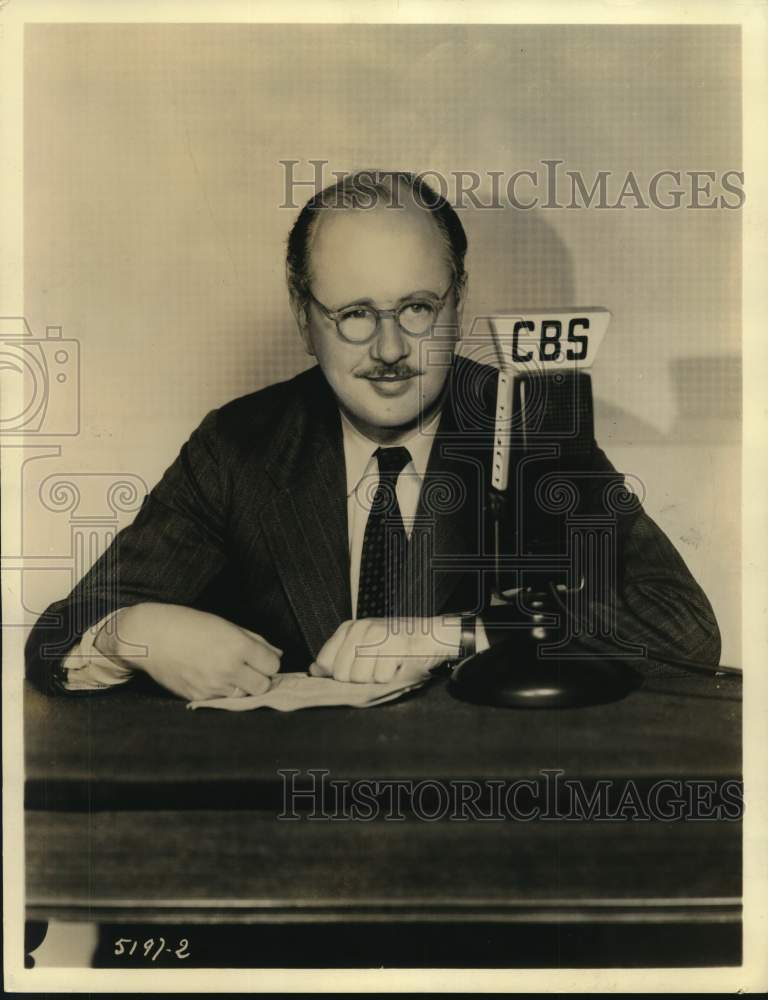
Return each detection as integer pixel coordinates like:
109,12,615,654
339,407,442,498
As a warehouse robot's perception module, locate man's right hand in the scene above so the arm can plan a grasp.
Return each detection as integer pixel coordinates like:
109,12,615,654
94,603,281,701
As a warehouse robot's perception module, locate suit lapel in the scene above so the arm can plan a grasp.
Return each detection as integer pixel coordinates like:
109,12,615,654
259,371,351,659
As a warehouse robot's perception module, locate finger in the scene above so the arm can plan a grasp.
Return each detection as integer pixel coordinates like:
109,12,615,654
309,661,331,677
316,620,354,674
241,639,281,677
237,626,283,657
317,619,354,666
373,653,399,684
350,653,376,684
206,679,243,699
331,623,363,683
348,618,387,684
346,622,383,683
400,660,435,683
232,662,272,696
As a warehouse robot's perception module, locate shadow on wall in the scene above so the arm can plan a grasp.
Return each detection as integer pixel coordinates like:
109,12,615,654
459,205,577,372
462,209,740,447
597,356,741,446
668,355,741,443
463,206,576,311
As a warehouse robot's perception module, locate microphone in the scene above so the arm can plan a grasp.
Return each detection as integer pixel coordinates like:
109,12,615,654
449,313,740,708
450,363,642,709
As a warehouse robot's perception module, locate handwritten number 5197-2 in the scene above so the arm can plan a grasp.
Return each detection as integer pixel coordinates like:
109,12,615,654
113,937,190,960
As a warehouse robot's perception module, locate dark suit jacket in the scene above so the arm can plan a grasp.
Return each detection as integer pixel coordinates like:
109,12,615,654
25,356,721,694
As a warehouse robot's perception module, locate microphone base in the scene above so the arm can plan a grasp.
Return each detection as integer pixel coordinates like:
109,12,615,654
449,641,642,710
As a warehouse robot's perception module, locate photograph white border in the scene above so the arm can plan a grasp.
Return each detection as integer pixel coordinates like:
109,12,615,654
2,0,766,992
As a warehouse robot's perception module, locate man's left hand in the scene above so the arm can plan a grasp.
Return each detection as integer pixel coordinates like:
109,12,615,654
310,617,462,684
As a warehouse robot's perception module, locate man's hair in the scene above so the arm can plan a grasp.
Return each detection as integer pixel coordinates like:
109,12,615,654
286,170,468,316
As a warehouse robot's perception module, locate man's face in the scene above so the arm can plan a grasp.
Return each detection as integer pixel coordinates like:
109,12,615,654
297,203,461,441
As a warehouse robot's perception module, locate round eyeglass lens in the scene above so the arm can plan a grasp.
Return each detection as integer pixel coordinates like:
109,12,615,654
398,301,438,335
338,309,377,342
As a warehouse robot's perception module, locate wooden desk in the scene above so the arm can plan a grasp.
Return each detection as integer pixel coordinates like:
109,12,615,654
25,668,742,967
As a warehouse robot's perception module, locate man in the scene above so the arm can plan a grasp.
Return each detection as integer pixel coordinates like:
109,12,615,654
25,171,720,699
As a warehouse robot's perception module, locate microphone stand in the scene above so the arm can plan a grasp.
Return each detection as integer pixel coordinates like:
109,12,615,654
448,362,740,709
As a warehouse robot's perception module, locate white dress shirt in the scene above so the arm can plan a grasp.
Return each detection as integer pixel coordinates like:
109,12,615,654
60,610,134,690
341,407,441,618
61,405,486,690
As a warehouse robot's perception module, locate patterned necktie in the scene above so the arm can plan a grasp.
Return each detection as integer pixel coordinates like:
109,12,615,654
356,446,411,619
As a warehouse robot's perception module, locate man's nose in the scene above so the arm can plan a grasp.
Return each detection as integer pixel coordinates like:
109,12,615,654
370,314,410,365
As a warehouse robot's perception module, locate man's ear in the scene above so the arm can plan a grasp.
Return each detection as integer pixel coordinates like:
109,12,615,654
453,281,466,341
289,292,315,357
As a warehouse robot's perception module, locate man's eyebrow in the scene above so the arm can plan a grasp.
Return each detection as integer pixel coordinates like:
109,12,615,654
334,289,442,310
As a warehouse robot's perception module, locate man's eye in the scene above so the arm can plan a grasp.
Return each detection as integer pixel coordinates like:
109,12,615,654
340,307,371,321
399,301,437,322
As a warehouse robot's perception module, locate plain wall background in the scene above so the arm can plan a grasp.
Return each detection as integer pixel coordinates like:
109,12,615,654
18,23,741,663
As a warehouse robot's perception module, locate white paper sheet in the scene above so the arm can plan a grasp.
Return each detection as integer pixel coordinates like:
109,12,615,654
187,670,429,712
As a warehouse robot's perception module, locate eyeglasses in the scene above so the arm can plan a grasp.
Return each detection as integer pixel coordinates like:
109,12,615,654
308,282,455,344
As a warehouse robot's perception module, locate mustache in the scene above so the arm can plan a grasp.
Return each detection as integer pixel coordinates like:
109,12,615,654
356,365,423,378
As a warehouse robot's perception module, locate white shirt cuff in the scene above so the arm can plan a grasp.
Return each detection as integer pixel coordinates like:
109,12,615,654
61,610,134,690
476,617,490,654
